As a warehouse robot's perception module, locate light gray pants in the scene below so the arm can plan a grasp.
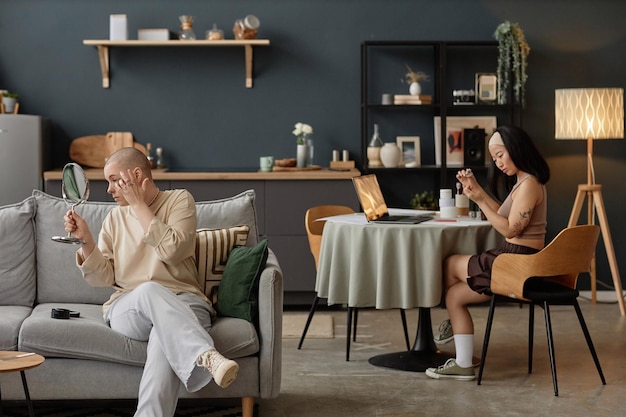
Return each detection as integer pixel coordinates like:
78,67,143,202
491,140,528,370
105,281,216,417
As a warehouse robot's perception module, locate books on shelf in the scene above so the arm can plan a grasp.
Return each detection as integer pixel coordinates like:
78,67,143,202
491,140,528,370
393,94,433,105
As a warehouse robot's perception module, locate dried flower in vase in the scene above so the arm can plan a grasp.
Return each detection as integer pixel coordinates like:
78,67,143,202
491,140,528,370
403,65,430,85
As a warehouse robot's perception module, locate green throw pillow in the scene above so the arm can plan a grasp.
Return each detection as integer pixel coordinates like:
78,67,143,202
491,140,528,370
217,239,269,322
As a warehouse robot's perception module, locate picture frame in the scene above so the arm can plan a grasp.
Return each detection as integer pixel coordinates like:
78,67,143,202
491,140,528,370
434,116,497,167
475,73,498,104
396,136,421,167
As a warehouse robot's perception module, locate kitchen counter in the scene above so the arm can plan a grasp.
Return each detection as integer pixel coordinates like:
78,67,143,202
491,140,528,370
43,168,361,181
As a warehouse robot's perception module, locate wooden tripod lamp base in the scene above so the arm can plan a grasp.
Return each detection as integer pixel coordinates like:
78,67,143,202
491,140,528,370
568,183,626,316
555,88,625,316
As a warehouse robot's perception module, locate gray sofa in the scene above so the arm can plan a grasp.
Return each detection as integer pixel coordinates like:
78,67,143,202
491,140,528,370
0,189,282,416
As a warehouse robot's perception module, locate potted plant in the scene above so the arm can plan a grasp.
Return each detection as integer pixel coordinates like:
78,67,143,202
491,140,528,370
410,190,437,210
494,21,530,106
2,92,19,114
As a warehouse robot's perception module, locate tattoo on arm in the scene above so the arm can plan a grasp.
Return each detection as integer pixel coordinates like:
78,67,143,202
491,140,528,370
513,207,534,235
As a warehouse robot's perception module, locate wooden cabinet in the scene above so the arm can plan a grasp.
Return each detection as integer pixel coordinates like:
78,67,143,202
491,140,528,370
44,169,360,305
361,41,521,207
264,180,359,303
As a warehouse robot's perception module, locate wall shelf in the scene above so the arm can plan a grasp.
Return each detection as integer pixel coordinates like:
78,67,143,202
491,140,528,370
83,39,270,88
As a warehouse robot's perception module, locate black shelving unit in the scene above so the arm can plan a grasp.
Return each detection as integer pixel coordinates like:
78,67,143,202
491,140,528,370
361,40,521,207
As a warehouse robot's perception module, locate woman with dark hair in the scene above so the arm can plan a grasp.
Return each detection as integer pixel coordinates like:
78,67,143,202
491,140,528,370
426,125,550,381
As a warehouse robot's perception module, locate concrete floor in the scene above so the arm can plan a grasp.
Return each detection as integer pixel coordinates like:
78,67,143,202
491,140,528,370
259,297,626,417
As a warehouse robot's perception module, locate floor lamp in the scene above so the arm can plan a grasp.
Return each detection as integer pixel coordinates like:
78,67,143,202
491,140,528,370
555,88,625,316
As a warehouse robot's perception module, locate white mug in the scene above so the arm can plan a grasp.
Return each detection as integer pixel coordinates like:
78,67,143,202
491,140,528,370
260,156,274,172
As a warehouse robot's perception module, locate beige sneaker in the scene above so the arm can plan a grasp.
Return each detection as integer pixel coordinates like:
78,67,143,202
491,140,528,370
197,349,239,388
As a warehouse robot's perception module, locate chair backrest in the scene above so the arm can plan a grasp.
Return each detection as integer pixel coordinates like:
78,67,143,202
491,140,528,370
305,205,355,270
491,225,600,300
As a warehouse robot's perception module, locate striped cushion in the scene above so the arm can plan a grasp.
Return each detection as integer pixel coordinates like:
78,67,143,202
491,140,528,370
196,225,250,304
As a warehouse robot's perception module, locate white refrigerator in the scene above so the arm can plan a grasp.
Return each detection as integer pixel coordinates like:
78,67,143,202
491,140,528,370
0,114,50,206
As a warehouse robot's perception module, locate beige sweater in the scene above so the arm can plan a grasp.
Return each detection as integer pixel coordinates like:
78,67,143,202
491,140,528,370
77,189,208,313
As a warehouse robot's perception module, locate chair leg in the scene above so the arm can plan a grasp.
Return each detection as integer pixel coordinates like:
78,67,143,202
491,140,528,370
542,301,559,396
477,296,497,385
573,300,606,385
346,307,355,361
298,295,321,350
353,308,359,342
528,302,535,374
400,309,410,351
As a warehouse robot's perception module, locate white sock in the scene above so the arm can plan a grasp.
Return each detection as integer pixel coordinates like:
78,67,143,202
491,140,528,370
453,334,474,368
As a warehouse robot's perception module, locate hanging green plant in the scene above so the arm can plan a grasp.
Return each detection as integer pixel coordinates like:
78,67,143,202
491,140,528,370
494,21,530,107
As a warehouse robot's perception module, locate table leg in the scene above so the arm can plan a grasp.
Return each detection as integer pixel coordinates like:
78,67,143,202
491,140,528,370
368,307,452,372
20,371,35,417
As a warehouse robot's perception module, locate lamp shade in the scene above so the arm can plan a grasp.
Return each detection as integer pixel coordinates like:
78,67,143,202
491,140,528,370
555,88,624,140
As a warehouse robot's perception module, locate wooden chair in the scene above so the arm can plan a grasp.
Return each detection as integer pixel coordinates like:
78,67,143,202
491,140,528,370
297,205,410,361
477,225,606,396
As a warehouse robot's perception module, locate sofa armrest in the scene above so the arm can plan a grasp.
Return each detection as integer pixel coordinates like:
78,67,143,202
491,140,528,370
256,248,283,399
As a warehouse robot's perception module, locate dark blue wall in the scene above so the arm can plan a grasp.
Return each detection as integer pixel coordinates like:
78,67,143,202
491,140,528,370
2,0,626,293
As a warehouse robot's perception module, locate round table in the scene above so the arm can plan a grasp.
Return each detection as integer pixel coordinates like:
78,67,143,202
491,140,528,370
0,351,45,417
315,214,501,371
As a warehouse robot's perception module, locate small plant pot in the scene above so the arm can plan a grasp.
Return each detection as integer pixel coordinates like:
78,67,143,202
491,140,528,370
2,97,18,113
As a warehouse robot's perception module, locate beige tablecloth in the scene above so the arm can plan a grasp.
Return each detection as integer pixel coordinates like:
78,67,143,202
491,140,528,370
315,217,501,309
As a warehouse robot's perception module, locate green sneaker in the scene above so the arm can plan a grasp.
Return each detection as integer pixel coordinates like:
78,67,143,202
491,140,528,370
433,319,453,345
425,359,475,381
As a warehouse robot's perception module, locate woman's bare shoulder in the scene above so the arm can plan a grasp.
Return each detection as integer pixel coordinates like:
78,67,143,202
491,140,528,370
516,175,544,201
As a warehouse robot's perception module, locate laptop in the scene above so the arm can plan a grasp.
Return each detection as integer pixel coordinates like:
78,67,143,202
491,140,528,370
352,174,433,224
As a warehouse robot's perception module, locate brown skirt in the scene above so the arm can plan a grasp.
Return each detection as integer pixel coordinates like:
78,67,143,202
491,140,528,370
467,242,539,294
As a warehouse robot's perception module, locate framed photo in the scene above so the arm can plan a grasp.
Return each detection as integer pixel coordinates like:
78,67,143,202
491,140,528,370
434,116,497,167
475,73,498,104
396,136,421,167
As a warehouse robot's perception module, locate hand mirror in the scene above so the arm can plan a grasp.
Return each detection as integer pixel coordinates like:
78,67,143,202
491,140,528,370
51,162,90,244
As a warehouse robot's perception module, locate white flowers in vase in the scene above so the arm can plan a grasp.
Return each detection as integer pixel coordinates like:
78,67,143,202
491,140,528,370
293,122,313,145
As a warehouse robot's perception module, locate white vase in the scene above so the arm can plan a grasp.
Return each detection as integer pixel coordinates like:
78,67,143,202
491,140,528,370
409,82,422,96
380,142,401,168
296,144,307,168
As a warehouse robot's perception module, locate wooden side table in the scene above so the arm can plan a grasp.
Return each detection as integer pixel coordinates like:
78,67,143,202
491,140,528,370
0,351,45,417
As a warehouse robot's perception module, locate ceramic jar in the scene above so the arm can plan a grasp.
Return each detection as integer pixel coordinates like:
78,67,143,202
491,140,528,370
380,142,401,168
367,146,382,167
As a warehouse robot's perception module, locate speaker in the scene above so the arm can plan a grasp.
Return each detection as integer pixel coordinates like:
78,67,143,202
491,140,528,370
463,128,486,167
